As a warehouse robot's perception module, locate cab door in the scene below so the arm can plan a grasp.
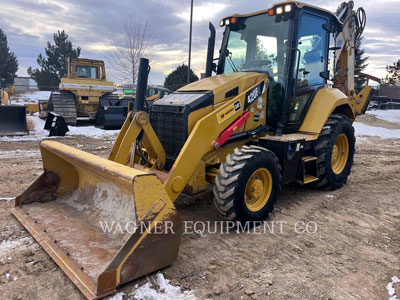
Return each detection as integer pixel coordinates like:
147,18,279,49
286,11,330,131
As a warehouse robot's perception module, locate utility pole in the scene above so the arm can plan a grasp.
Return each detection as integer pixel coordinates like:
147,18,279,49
187,0,194,84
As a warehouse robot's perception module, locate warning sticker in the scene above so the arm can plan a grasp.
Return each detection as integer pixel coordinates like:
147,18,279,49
217,100,241,124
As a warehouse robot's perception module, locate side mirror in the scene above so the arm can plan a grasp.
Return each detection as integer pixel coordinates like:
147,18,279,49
320,70,330,80
322,22,334,33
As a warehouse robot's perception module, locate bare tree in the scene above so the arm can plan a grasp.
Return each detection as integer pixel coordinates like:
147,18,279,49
108,18,151,86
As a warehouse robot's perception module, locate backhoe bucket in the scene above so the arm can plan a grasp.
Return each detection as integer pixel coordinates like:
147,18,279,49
0,105,28,136
11,140,182,299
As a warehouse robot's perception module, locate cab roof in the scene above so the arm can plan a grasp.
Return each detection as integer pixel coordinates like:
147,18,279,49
224,1,340,24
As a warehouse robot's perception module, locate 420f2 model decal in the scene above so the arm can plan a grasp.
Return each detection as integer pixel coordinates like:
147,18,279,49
244,81,265,110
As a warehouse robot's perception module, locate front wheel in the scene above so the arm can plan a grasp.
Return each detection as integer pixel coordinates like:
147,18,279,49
313,114,355,190
213,145,281,223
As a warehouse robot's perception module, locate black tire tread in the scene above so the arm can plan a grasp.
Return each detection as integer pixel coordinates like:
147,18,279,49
213,145,282,222
313,114,355,190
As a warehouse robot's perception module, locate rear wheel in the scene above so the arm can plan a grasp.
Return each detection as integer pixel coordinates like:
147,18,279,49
313,114,355,190
213,145,281,223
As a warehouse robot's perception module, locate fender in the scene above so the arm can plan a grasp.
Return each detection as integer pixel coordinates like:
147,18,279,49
299,88,355,134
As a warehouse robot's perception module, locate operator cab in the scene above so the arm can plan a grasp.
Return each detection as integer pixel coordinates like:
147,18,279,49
66,58,107,81
217,2,340,133
76,65,98,79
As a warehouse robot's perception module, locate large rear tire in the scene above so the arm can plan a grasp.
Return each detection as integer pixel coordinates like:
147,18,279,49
213,145,281,223
313,114,355,190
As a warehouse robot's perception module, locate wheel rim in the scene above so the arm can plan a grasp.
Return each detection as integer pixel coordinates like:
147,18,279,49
331,133,349,175
245,168,273,212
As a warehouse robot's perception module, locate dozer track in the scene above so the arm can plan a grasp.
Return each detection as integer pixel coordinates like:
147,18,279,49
48,91,77,126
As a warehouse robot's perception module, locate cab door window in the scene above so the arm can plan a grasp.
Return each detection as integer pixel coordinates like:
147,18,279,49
294,13,328,88
289,12,328,123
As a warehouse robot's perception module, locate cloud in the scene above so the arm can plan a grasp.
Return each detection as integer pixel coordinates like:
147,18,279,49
0,0,398,84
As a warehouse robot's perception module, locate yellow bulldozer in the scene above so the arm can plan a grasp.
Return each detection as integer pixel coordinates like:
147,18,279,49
12,1,373,298
46,58,134,128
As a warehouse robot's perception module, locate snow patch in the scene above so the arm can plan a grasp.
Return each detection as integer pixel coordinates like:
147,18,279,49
10,91,51,104
131,273,197,300
367,110,400,124
0,197,15,201
387,276,400,300
353,122,400,139
0,149,40,159
0,237,37,256
106,292,125,300
0,114,118,142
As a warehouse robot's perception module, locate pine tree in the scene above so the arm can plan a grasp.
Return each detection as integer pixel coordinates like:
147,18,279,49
164,64,199,91
354,37,368,92
28,30,81,90
335,4,368,93
0,29,18,87
383,60,400,85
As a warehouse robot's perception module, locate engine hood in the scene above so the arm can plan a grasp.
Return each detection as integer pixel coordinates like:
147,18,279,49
178,72,267,104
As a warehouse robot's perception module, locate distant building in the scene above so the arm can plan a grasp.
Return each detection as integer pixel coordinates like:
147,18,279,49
369,84,400,110
14,77,38,92
376,85,400,100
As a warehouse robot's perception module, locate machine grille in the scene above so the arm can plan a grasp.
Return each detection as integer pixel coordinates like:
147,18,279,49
150,105,188,170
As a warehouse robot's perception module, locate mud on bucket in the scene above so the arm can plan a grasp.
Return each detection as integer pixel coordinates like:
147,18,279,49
11,140,182,299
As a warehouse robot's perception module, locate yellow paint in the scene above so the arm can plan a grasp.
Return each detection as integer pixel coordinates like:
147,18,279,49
180,72,266,105
188,106,213,134
331,133,349,174
59,58,115,117
299,88,354,134
0,89,9,105
351,86,373,116
116,175,177,285
26,103,39,115
164,77,268,201
110,112,166,169
245,168,273,212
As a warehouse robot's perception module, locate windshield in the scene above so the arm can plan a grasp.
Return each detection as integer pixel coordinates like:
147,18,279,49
222,13,290,85
76,65,98,79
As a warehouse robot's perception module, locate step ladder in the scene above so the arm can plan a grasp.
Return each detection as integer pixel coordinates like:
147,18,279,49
301,156,319,184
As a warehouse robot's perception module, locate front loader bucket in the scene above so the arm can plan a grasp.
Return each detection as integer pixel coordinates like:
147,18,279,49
11,141,182,299
0,105,28,136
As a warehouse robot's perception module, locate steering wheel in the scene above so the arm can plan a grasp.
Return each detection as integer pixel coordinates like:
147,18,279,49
242,59,271,69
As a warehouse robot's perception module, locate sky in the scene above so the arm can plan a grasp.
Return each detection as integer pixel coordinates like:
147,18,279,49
0,0,399,86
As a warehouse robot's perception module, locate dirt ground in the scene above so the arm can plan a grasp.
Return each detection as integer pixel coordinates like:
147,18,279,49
0,120,399,299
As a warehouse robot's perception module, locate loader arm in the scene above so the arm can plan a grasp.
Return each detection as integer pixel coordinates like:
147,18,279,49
111,78,268,202
109,111,166,169
163,82,265,201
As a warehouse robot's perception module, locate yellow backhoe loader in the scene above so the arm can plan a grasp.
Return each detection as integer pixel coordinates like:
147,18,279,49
12,1,373,298
0,86,28,136
46,58,134,128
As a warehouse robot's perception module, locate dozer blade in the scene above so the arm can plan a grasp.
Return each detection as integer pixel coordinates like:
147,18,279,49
11,140,182,299
0,105,28,136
